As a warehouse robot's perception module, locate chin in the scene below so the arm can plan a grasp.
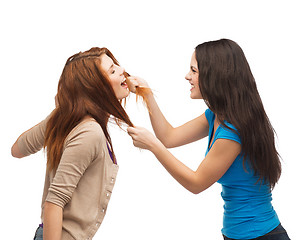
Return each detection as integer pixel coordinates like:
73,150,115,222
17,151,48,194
190,94,202,100
190,93,197,99
118,91,130,100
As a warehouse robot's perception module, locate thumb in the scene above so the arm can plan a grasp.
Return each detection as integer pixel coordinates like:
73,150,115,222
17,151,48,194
127,126,136,135
126,77,138,93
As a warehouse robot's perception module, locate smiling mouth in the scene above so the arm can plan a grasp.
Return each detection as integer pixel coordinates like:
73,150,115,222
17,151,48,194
190,83,195,91
121,78,128,88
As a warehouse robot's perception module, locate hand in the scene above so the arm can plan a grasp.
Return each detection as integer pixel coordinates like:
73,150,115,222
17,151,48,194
126,76,150,94
127,126,160,151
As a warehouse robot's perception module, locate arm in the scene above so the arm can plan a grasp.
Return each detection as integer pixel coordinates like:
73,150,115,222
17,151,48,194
127,76,209,148
11,139,25,158
11,120,47,158
146,93,209,148
127,126,241,194
43,202,63,240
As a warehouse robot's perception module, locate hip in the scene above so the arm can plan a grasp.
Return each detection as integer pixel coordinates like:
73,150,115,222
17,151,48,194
223,224,290,240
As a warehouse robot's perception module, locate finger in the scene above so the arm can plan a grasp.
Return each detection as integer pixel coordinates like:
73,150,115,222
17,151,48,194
127,126,137,135
127,76,137,80
125,78,136,92
126,76,137,82
131,79,139,86
132,140,138,147
133,140,143,149
126,78,140,93
127,76,142,85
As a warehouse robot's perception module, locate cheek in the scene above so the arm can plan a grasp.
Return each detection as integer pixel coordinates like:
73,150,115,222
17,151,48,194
108,77,119,89
193,77,199,89
193,77,203,98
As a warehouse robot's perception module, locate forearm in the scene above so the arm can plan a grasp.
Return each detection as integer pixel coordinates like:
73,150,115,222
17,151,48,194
145,93,174,145
128,125,236,195
43,202,63,240
150,140,199,194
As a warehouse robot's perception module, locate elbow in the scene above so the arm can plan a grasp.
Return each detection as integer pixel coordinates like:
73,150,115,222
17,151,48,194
163,142,173,149
189,188,204,195
156,136,169,148
11,146,18,158
187,181,209,195
11,150,23,159
191,189,201,195
11,143,25,158
157,137,175,149
155,129,176,149
183,184,202,194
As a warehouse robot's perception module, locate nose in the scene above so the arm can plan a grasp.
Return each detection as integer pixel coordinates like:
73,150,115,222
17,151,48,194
185,71,191,81
120,66,125,75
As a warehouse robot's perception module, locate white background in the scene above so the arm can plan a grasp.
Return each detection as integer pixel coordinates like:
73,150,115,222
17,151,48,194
1,0,305,239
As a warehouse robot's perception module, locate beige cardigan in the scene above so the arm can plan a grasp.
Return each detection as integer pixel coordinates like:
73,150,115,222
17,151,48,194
18,116,119,240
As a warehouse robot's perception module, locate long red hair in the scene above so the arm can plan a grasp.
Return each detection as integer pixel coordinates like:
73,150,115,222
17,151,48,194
44,47,144,172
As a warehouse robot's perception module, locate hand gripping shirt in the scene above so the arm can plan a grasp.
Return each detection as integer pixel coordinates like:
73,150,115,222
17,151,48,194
204,109,280,239
17,116,119,240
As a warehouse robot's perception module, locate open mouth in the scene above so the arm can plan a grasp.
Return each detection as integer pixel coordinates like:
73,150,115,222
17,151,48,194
190,83,195,91
121,78,128,88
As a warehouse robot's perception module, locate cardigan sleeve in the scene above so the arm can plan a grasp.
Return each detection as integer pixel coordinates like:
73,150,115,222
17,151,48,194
45,121,104,208
17,117,48,156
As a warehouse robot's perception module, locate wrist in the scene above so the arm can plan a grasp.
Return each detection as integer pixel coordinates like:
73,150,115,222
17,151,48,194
136,87,153,97
149,138,164,154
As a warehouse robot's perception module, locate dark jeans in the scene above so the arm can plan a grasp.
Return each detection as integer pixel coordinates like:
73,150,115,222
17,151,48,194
223,224,290,240
33,225,43,240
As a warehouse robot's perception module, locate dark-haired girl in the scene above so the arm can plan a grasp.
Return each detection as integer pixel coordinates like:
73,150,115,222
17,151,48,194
127,39,290,239
11,47,144,240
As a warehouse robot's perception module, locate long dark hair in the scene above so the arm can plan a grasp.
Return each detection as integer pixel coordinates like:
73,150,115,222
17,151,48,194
195,39,281,188
44,47,133,172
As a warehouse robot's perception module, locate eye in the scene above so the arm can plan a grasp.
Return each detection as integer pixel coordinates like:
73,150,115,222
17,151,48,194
191,67,197,73
111,69,115,74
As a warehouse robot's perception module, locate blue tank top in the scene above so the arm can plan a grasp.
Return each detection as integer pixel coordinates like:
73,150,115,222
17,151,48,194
205,109,280,239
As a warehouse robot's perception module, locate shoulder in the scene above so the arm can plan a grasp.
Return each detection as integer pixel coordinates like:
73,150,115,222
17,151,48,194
204,109,214,125
66,119,106,146
217,122,241,144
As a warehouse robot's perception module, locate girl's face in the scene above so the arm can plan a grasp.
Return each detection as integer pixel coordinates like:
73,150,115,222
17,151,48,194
100,54,129,100
185,51,202,99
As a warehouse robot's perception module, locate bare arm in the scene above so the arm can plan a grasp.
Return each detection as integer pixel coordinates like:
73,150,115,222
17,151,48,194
127,126,241,194
43,202,63,240
128,76,209,148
